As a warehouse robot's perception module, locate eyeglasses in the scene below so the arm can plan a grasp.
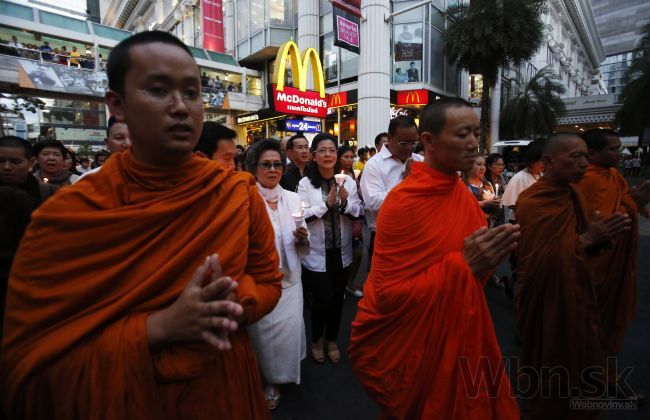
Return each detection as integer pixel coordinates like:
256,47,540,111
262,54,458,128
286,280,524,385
398,141,419,148
316,148,337,155
259,161,283,170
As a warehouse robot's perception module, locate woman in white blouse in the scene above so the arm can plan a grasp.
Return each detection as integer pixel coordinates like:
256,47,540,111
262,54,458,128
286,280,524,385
245,139,309,410
298,134,363,364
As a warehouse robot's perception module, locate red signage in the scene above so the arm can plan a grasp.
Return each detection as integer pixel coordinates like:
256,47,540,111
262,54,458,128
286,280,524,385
202,0,224,52
332,0,362,18
271,84,328,118
396,89,429,106
328,91,348,108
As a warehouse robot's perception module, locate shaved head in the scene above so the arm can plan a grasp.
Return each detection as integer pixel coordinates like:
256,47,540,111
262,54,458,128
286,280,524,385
542,133,589,185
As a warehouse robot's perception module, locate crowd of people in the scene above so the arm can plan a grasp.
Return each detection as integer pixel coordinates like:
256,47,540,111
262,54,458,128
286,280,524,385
1,30,649,420
0,35,100,69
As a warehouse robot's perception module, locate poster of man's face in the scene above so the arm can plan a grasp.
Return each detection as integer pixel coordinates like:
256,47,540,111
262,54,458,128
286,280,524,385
394,23,423,83
53,66,93,95
19,60,66,91
83,71,109,96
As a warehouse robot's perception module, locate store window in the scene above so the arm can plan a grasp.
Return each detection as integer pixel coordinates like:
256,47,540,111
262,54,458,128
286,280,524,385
321,33,338,83
237,0,249,42
268,0,293,28
250,0,265,33
428,26,444,87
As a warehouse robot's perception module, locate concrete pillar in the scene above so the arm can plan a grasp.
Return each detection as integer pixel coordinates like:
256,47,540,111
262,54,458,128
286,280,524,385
358,0,391,147
223,0,235,55
489,70,502,153
297,0,320,90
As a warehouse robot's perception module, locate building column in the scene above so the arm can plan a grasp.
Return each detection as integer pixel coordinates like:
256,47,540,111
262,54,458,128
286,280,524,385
358,0,391,147
223,0,235,55
489,70,502,153
297,0,320,90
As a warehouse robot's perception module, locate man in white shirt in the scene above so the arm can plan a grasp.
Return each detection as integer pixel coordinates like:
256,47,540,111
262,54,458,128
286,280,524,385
361,116,423,259
501,138,545,223
75,116,130,182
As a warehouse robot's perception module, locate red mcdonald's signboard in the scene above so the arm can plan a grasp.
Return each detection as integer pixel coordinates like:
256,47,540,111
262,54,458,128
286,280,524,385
396,89,429,106
328,91,348,108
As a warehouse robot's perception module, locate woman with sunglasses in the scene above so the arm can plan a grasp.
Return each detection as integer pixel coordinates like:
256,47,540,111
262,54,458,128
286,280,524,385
245,139,309,410
298,134,363,364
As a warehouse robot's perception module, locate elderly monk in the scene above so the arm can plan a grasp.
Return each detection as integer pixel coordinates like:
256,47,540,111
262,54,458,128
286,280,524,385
349,98,520,419
516,133,631,419
575,129,650,386
1,31,282,419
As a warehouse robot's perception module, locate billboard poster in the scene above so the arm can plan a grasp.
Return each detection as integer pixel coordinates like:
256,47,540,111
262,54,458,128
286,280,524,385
202,0,224,52
393,23,423,83
333,7,360,54
17,59,108,96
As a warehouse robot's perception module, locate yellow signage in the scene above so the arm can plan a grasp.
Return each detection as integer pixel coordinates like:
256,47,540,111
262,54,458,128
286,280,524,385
272,41,326,99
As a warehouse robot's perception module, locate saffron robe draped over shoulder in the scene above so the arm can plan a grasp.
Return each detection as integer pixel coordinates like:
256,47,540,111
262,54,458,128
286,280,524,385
1,151,282,419
348,163,519,420
574,164,638,355
516,180,604,419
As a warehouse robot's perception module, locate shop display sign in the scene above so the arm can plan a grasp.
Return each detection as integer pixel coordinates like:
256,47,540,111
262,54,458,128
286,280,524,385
284,119,322,133
236,114,260,124
271,41,328,118
201,0,224,52
333,7,360,54
396,89,429,106
328,91,348,108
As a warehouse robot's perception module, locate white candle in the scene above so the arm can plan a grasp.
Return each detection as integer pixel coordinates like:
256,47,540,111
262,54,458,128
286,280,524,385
353,169,361,179
334,172,346,186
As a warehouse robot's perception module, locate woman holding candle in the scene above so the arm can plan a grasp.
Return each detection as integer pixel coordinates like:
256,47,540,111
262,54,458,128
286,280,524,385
462,155,501,227
245,139,309,410
298,134,363,364
485,153,509,226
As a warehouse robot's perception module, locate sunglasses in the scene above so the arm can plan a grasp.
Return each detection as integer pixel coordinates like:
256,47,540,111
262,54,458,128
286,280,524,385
259,161,283,170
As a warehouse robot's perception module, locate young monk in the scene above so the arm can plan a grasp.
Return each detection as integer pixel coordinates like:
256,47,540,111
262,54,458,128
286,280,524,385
1,31,282,419
574,129,650,388
516,133,631,419
349,98,520,419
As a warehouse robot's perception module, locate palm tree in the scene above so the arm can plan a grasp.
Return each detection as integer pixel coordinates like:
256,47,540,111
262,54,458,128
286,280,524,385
616,23,650,135
444,0,546,150
500,66,566,139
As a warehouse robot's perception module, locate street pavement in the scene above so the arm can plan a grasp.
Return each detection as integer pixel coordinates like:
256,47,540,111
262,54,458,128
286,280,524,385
272,180,650,420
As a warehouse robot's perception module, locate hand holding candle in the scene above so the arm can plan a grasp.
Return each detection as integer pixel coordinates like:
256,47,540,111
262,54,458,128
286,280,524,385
334,171,347,187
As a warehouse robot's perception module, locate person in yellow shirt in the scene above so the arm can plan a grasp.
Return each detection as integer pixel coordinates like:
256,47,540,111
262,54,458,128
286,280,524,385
353,147,368,173
69,46,80,67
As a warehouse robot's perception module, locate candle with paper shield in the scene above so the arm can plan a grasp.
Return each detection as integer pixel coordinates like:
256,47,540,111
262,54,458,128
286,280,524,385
495,184,499,197
291,209,304,227
334,171,347,186
353,169,361,179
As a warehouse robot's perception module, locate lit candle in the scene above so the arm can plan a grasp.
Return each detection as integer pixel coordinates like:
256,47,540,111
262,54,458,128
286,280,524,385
495,184,499,197
334,170,346,187
353,169,361,179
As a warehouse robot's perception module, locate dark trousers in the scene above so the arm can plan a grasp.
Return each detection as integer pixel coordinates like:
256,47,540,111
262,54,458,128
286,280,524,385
368,230,376,268
302,248,349,343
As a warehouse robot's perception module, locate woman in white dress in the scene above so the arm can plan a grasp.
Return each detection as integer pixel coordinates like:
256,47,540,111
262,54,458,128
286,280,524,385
245,139,309,410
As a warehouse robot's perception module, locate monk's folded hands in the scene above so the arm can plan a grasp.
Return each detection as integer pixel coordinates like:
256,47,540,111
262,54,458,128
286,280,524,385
579,211,632,249
462,223,520,278
146,254,243,353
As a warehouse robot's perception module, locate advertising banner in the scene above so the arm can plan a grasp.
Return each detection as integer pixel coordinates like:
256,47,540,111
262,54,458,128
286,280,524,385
271,85,327,118
333,7,360,54
201,0,224,52
284,119,322,133
17,59,108,97
396,89,429,106
393,23,423,83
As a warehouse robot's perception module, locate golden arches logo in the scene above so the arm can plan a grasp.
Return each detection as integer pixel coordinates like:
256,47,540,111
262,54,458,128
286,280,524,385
330,93,343,106
272,41,326,99
406,91,421,104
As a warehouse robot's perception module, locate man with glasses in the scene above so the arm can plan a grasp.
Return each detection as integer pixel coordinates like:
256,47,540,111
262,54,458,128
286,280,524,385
360,116,423,260
281,134,311,192
574,129,650,394
33,139,79,186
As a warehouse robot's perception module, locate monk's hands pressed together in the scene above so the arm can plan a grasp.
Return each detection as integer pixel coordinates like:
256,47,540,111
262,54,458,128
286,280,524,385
146,254,243,352
579,211,631,249
630,180,650,211
463,224,520,278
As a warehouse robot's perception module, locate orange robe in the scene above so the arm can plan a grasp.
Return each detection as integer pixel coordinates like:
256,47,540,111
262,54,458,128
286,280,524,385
574,164,638,357
516,180,604,419
1,151,282,419
348,163,519,420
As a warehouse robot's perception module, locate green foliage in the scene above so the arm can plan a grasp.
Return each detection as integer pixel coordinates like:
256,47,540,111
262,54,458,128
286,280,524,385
616,23,650,135
500,66,566,138
76,144,94,158
444,0,546,149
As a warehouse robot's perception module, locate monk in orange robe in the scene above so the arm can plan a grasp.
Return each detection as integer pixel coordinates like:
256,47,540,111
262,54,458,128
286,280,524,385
574,129,650,382
1,31,282,419
516,133,631,419
349,99,520,419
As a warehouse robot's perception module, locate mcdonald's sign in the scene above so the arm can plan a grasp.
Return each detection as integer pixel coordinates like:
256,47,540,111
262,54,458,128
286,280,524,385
328,91,348,108
396,89,429,106
271,41,328,118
